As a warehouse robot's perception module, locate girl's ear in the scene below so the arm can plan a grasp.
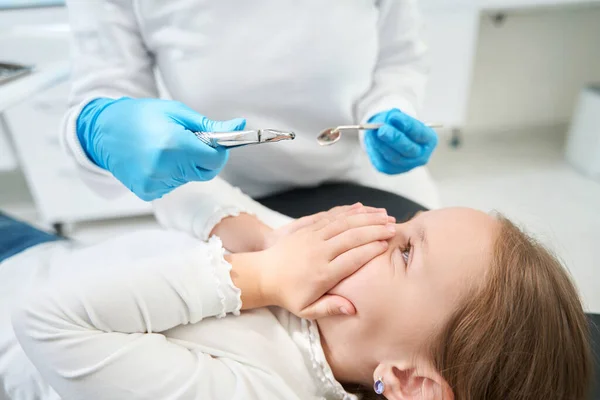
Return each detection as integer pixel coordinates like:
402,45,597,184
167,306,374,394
374,361,454,400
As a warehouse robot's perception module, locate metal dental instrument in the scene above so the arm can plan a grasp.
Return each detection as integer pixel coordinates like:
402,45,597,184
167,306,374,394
195,129,296,149
316,123,443,147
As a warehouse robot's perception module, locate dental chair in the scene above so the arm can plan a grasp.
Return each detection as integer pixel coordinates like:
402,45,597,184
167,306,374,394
258,182,600,400
258,182,427,222
590,314,600,400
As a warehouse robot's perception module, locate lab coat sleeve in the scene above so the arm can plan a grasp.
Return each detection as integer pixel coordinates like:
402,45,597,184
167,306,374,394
11,233,267,400
354,0,429,124
153,179,293,242
61,0,159,198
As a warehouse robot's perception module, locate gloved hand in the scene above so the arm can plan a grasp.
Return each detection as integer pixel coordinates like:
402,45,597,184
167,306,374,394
77,97,245,201
363,108,438,175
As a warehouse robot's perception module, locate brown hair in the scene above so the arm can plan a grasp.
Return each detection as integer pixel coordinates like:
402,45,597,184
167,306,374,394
431,215,592,399
348,216,592,399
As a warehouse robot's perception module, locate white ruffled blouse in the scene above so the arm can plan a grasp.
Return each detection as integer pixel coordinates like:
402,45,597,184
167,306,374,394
8,229,357,400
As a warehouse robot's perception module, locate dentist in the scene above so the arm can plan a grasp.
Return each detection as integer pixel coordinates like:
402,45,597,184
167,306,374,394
62,0,439,245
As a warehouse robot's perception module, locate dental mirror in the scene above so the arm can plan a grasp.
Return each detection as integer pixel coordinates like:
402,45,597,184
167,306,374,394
317,123,443,147
316,128,342,146
317,124,381,147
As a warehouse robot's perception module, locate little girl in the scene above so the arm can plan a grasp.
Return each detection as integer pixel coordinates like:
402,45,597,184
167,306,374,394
3,184,592,400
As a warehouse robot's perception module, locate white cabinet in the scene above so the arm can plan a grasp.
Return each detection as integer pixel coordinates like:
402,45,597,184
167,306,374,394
0,9,151,225
0,120,17,171
3,81,151,224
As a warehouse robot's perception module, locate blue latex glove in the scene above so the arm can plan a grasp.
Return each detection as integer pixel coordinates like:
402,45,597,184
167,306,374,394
77,97,245,201
363,108,438,175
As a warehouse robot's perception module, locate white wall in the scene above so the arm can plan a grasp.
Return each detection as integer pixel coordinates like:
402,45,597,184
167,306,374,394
3,4,600,134
465,5,600,132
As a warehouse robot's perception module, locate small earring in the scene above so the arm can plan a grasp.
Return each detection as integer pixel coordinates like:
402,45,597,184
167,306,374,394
374,376,385,394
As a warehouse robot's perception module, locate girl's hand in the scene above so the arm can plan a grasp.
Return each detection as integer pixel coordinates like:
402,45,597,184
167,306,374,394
262,203,395,250
256,210,396,319
211,203,395,253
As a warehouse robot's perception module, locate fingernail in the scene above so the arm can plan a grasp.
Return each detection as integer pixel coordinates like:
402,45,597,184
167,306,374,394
388,216,396,223
352,202,362,208
386,224,396,233
339,307,350,315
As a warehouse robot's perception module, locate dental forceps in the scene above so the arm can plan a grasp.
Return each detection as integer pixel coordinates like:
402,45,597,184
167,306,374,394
316,123,443,147
195,129,296,149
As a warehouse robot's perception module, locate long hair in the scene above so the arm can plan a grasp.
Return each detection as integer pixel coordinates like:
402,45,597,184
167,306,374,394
430,215,592,399
348,216,592,399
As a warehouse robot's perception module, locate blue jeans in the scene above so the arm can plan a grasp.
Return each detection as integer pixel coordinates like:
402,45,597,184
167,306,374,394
0,213,64,263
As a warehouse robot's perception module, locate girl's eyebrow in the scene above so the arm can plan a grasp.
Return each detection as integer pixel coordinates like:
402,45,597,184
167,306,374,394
408,212,428,253
419,225,428,254
406,211,428,252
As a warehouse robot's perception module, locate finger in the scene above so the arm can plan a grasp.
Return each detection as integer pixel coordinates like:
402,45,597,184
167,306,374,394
172,126,230,171
327,206,386,223
388,111,438,146
329,241,389,284
326,204,361,217
131,176,171,201
319,212,390,240
331,204,361,212
309,206,386,232
169,101,247,133
364,131,394,173
189,166,223,182
376,126,421,158
342,205,385,215
310,205,362,222
137,189,165,202
359,206,387,214
299,295,356,320
182,150,229,181
303,206,378,234
366,132,425,174
285,212,330,233
169,102,243,170
327,224,395,260
335,205,383,214
310,215,336,232
187,152,229,181
205,117,247,133
168,102,213,131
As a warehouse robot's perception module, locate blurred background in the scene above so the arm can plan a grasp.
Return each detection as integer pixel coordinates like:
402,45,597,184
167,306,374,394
0,0,599,313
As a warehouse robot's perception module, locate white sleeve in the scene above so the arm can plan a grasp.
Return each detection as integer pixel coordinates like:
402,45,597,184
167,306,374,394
61,0,159,198
354,0,429,124
11,233,256,400
153,179,294,241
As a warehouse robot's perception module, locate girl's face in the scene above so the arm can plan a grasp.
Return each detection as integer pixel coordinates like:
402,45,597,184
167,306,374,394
318,208,498,378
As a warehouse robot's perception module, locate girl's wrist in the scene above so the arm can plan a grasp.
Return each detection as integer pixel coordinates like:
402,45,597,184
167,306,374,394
254,222,274,251
226,252,274,310
211,213,274,253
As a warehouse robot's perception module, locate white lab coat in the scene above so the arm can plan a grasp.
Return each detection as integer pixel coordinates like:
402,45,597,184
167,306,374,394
61,0,440,210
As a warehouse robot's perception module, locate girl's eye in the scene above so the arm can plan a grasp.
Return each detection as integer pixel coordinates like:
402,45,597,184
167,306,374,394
401,244,411,264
